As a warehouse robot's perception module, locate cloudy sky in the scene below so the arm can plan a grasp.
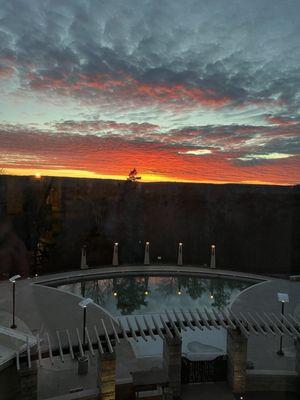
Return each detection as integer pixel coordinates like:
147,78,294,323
0,0,299,184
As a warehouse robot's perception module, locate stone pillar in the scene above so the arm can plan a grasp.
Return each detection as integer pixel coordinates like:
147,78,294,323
227,329,247,394
210,244,216,269
144,242,150,265
18,361,38,400
177,243,183,266
163,336,182,398
98,352,116,400
80,245,88,269
112,243,119,266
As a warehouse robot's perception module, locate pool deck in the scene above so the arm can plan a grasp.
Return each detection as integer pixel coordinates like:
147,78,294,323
0,265,300,398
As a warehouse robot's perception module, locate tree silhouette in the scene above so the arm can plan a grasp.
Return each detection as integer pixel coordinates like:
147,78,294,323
113,276,147,315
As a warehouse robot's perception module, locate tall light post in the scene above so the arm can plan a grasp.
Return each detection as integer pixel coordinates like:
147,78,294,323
78,298,93,348
277,292,289,356
9,275,21,329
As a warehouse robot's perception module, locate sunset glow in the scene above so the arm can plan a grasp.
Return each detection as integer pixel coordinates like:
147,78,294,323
0,0,299,185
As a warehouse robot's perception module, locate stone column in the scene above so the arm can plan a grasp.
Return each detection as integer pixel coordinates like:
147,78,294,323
227,329,248,394
144,242,150,265
210,244,216,269
163,336,182,398
112,243,119,266
18,361,38,400
177,243,183,266
98,352,116,400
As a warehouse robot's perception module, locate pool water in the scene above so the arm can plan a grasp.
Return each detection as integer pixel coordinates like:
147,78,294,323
57,275,254,316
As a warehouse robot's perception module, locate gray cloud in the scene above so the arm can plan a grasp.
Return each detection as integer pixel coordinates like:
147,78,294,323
0,0,299,110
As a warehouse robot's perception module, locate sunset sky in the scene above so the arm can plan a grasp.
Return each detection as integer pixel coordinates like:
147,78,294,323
0,0,300,184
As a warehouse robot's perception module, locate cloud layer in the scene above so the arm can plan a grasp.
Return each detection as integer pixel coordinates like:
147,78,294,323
0,0,299,184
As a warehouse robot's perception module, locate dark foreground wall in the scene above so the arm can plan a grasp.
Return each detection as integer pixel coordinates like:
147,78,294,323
0,175,299,276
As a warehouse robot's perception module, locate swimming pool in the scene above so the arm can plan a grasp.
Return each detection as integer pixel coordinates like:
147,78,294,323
54,273,258,359
57,274,255,317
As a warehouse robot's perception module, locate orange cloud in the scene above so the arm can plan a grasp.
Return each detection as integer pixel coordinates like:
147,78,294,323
1,129,299,185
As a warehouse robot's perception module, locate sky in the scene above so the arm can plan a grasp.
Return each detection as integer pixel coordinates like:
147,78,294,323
0,0,300,185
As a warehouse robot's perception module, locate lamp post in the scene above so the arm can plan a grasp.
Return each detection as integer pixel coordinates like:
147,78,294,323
277,292,289,356
78,298,93,348
9,275,21,329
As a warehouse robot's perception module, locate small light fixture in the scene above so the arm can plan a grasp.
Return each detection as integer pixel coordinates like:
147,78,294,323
113,291,117,297
177,290,182,295
144,290,149,295
210,294,214,299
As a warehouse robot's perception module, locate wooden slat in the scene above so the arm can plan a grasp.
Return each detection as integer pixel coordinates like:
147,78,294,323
228,309,250,337
76,328,84,357
94,325,104,354
173,309,187,331
220,309,236,329
255,312,275,336
271,313,294,337
212,308,227,330
56,331,64,362
263,313,283,336
151,315,165,340
110,318,121,344
126,317,138,342
143,316,156,340
246,312,267,336
180,309,195,331
165,310,182,338
204,308,220,330
66,329,74,359
196,308,212,330
189,309,203,330
101,319,114,353
85,327,95,356
118,318,130,342
239,312,258,336
134,316,148,342
159,315,173,339
46,332,54,364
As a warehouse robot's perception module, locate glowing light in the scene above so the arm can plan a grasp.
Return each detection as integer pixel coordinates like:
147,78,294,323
113,291,117,297
177,290,182,295
35,173,41,179
210,294,214,299
144,290,149,295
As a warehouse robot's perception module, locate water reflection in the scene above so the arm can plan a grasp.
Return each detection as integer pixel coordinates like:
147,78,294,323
58,275,252,316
